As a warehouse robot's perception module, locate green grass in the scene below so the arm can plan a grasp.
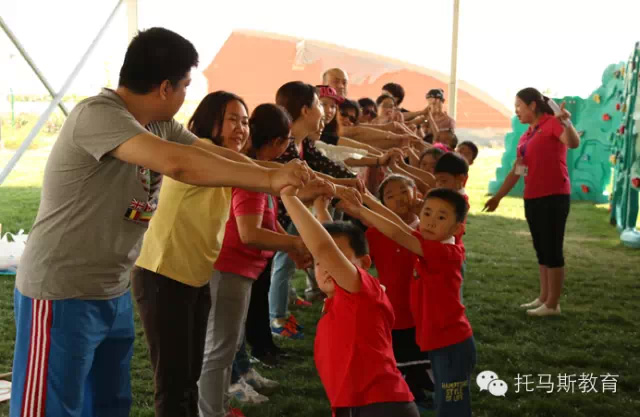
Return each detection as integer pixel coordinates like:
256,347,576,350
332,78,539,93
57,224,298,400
1,149,639,416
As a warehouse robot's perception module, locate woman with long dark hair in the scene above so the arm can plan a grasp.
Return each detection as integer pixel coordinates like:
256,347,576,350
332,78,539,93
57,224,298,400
484,87,580,317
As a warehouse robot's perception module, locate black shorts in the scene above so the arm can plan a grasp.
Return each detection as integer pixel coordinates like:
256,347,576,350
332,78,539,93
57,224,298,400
524,194,570,268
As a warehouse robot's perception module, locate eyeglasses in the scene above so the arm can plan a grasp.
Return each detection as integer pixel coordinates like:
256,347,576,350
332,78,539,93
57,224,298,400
340,112,357,124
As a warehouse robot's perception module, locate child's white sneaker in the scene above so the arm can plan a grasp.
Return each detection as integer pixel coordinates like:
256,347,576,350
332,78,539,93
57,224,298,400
526,304,561,317
520,298,543,309
229,378,269,404
244,367,279,391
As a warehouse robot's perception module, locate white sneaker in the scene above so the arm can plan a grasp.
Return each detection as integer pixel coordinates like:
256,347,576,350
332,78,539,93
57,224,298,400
520,298,543,309
228,378,269,404
527,304,561,317
244,367,279,391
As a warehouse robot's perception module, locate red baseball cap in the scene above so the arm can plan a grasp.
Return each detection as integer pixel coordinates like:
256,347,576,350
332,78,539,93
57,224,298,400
316,85,345,104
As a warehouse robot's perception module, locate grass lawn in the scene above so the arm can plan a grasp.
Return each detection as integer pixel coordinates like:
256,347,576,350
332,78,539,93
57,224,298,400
0,148,639,416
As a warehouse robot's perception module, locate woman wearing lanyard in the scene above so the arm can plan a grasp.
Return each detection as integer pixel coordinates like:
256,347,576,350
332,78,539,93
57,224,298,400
484,87,580,317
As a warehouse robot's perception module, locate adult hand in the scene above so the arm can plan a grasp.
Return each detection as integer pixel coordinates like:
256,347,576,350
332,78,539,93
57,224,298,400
296,179,336,204
379,148,405,166
335,177,366,194
335,196,364,219
483,196,501,212
555,101,572,126
335,185,363,207
269,160,313,195
288,237,312,269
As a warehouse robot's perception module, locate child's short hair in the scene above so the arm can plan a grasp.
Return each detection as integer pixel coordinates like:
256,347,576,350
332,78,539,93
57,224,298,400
419,147,445,164
323,221,369,257
458,140,479,161
425,188,468,223
434,152,469,176
377,174,415,204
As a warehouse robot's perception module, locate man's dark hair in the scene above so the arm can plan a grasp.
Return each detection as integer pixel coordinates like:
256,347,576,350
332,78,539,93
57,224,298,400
434,152,469,176
187,91,247,146
323,221,369,257
382,82,405,105
419,147,445,164
377,174,415,205
119,27,198,94
339,99,361,121
276,81,317,121
248,103,292,156
458,140,479,161
425,188,468,223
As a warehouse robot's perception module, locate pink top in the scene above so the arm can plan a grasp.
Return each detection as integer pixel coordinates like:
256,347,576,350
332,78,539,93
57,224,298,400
214,188,279,279
517,114,570,200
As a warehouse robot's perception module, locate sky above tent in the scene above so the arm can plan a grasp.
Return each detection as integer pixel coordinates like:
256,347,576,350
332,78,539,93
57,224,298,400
1,0,639,112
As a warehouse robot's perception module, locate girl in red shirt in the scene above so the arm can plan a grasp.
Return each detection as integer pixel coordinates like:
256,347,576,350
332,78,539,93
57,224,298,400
484,87,580,317
362,175,433,405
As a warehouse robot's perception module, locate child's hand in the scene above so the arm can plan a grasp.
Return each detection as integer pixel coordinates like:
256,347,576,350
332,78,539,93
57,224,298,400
380,148,405,166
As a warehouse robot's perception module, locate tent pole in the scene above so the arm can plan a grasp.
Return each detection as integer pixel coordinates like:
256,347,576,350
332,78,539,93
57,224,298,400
0,0,124,186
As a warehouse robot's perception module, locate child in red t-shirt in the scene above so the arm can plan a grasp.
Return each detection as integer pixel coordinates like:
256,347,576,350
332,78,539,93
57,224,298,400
433,152,470,304
360,175,433,406
280,185,419,417
340,188,476,417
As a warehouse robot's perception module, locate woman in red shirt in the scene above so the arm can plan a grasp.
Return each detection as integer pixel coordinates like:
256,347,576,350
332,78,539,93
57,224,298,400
199,103,331,417
484,87,580,317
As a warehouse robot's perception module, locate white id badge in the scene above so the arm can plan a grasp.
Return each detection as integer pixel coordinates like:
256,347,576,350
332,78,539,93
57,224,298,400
515,164,528,176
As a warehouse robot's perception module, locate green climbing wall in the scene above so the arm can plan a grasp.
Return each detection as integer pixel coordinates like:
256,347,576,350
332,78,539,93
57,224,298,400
488,62,626,204
610,42,640,248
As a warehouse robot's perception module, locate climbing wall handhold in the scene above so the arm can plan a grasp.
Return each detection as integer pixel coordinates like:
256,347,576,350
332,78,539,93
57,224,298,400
581,185,590,193
603,113,612,121
594,94,601,103
616,103,622,110
632,178,640,188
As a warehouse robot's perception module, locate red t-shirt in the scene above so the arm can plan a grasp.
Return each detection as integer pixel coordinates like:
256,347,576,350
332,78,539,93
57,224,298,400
315,267,414,409
517,114,570,200
366,227,416,330
214,188,278,279
411,231,473,351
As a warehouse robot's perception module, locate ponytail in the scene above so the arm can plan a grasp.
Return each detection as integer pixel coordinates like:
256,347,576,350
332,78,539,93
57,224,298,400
517,87,554,116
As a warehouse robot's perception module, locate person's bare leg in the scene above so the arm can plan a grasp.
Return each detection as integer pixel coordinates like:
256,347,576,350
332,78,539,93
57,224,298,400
538,265,549,304
545,267,564,309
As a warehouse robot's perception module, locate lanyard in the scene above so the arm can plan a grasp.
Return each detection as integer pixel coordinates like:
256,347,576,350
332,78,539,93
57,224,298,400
520,117,551,158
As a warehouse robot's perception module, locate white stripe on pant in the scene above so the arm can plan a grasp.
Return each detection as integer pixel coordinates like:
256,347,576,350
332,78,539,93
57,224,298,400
198,270,254,417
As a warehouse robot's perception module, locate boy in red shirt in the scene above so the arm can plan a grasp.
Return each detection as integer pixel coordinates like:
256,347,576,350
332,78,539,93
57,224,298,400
280,186,419,417
340,188,476,417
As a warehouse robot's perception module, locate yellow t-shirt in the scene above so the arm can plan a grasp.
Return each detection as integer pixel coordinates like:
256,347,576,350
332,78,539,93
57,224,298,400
136,177,231,287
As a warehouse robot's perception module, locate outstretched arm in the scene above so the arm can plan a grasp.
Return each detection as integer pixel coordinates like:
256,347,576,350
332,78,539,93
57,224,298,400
339,197,423,257
280,187,362,293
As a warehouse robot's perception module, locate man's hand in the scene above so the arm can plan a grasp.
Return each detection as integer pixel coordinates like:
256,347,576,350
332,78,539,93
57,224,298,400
296,179,336,204
269,160,314,195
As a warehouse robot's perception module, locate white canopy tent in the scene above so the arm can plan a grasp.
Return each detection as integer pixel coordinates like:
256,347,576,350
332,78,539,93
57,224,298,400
0,0,462,185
